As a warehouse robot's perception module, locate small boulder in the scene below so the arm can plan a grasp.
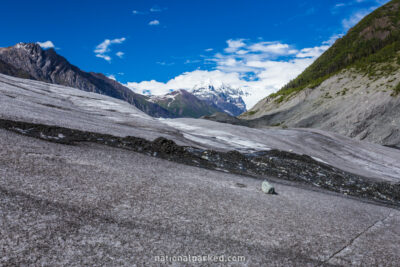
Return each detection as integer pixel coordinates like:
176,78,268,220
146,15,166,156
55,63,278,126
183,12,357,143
262,180,277,195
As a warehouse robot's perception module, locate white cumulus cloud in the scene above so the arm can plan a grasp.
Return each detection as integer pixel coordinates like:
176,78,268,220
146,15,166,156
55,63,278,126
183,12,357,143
94,37,126,62
224,39,246,53
149,20,160,26
248,42,297,55
36,41,55,49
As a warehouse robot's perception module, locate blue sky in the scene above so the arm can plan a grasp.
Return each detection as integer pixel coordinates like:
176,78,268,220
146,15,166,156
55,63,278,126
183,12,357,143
0,0,390,108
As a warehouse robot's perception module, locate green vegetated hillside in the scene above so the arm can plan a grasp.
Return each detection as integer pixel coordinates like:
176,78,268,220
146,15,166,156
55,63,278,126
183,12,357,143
271,0,400,101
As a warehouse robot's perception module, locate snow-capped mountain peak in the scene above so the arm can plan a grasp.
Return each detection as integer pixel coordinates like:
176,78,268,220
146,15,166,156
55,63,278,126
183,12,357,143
189,83,248,116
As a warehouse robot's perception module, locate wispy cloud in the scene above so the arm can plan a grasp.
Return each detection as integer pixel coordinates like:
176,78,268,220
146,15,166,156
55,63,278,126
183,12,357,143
148,20,160,26
132,10,148,15
94,37,126,62
36,41,55,49
205,48,214,52
116,51,124,58
323,34,344,45
331,0,389,15
184,59,202,64
156,61,174,66
133,5,166,15
96,54,111,62
150,5,163,12
342,9,372,29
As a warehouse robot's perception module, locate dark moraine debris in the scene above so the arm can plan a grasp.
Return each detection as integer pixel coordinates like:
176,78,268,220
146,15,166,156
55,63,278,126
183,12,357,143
0,118,399,206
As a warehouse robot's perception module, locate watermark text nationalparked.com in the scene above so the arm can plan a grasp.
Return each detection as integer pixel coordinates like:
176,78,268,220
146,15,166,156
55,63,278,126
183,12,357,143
154,254,246,263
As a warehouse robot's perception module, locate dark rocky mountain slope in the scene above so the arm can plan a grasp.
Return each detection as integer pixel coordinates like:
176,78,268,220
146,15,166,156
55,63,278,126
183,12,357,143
0,43,172,117
0,58,32,79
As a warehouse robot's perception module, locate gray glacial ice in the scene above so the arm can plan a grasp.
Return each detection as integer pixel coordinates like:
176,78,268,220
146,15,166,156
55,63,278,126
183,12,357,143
1,73,400,265
1,73,398,183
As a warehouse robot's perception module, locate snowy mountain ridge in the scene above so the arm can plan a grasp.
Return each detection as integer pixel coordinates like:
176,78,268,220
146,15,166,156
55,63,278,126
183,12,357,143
148,89,222,118
189,83,248,116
